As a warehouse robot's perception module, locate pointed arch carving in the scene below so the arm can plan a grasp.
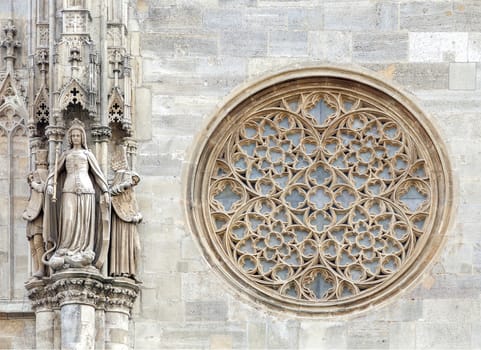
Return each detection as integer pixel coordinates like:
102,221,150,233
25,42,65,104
0,73,27,135
108,87,124,124
58,78,88,111
33,84,50,123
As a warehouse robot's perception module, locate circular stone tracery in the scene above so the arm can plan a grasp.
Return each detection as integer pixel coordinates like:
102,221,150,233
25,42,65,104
187,68,452,315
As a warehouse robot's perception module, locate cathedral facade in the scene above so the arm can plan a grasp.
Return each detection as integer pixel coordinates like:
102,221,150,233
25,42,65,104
0,0,479,349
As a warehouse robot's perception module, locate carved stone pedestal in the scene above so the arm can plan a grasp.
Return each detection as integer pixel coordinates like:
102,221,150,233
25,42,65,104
25,270,139,350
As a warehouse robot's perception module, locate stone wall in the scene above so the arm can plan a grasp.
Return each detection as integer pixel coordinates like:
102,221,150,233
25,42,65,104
2,0,481,349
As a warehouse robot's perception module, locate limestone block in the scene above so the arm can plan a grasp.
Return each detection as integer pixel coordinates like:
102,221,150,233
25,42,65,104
136,154,184,176
247,57,304,78
130,32,140,57
247,322,267,349
409,32,468,62
210,334,233,349
152,273,181,300
423,298,480,324
142,240,181,273
308,31,352,62
471,321,481,349
286,7,323,31
159,323,246,349
468,33,481,61
185,301,228,321
181,272,228,301
134,88,152,141
133,321,163,348
441,243,473,274
141,33,218,58
220,0,257,7
203,9,244,30
324,1,398,31
400,1,454,31
0,3,11,18
353,33,408,62
220,30,268,57
449,63,476,90
416,322,471,349
299,321,347,349
156,301,185,322
415,90,481,115
268,31,308,57
151,95,214,117
387,298,423,322
460,223,481,244
266,319,299,349
181,236,201,261
244,10,286,32
35,311,55,349
364,63,449,90
152,115,206,136
454,1,481,31
143,6,202,30
389,322,416,350
346,321,390,349
258,0,320,7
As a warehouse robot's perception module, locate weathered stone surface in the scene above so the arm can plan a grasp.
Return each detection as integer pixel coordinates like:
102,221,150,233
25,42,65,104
364,63,449,90
400,1,455,31
416,322,471,349
268,30,308,57
266,319,299,349
324,1,398,31
389,322,416,350
308,31,352,62
220,30,268,56
409,32,468,62
449,62,476,90
299,322,347,349
346,321,390,349
353,33,408,62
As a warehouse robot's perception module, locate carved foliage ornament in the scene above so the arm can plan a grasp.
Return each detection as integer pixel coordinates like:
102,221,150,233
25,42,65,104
187,67,453,315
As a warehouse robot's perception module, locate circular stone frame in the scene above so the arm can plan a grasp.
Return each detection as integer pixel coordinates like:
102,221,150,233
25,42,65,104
185,66,453,316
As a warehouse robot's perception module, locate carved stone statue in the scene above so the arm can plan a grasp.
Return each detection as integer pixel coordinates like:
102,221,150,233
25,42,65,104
22,149,48,278
44,119,110,270
109,145,142,281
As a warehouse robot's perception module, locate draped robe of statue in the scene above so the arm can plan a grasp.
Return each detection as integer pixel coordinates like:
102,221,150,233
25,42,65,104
44,148,110,270
109,169,142,279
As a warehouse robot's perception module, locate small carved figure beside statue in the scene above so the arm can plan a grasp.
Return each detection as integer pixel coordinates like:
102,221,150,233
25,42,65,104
23,119,142,282
109,145,142,282
22,149,48,279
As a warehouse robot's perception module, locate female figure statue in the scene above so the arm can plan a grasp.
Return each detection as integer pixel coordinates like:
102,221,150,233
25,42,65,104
109,145,142,281
44,119,110,270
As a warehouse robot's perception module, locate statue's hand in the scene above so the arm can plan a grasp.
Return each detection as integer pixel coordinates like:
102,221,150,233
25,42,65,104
103,192,110,205
46,185,54,196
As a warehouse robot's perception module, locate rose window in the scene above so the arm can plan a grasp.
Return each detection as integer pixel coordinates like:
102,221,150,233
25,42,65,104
187,68,452,315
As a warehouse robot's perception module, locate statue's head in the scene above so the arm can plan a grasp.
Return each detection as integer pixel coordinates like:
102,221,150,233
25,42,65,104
67,119,88,149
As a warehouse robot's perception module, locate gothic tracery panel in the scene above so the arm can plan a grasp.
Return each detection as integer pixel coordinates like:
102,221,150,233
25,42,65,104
188,68,453,315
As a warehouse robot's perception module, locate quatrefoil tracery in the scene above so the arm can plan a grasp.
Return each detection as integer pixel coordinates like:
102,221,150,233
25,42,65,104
208,91,433,302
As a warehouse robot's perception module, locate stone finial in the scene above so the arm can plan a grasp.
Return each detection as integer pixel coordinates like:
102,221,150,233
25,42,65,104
1,20,22,73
